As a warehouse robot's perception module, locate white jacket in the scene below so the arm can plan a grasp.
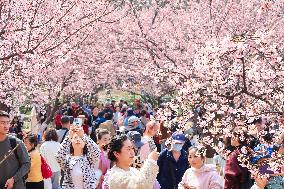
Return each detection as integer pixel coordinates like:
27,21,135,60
103,159,159,189
40,141,61,172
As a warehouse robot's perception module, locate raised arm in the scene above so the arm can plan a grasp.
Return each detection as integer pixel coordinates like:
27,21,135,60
81,134,100,165
55,135,71,169
109,159,159,189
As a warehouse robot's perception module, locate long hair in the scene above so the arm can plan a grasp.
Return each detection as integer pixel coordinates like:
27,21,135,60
70,143,88,155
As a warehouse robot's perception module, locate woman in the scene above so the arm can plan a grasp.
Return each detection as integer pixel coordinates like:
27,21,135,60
56,125,100,189
40,128,61,189
96,129,111,189
178,146,223,189
24,133,44,189
102,135,159,189
224,129,252,189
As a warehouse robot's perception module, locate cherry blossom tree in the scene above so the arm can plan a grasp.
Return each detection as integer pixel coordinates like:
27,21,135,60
0,0,121,118
81,0,284,106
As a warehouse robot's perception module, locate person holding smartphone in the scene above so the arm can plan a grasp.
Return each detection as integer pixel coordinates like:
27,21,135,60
102,134,160,189
56,125,100,189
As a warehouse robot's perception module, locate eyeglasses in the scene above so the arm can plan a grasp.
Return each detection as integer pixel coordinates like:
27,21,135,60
0,121,10,125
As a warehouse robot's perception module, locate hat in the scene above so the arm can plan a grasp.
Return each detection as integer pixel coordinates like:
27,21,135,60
251,144,273,164
128,116,139,124
127,131,144,148
172,132,186,143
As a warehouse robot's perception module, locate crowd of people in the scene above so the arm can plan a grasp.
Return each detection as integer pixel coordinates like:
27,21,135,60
0,99,283,189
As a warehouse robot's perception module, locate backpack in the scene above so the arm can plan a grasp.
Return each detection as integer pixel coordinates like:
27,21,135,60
9,137,19,161
40,155,52,179
9,137,28,180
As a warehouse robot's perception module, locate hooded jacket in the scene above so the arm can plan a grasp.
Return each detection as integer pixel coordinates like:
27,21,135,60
178,164,223,189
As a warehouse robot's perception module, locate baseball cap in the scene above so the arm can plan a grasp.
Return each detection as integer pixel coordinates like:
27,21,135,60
172,132,186,143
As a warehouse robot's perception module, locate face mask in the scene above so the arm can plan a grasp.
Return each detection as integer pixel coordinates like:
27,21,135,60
172,143,183,151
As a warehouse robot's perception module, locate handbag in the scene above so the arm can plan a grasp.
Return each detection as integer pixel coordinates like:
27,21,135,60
41,155,52,179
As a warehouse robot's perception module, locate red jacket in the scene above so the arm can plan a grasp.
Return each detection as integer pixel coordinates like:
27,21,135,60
224,148,250,189
55,114,62,127
82,124,89,135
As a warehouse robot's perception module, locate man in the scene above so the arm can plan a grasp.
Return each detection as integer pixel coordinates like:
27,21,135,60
57,115,70,143
89,106,99,142
157,132,189,189
0,110,31,189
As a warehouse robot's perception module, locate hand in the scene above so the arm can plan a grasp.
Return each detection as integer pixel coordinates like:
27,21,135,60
187,187,197,189
5,177,14,189
181,183,197,189
69,125,75,139
148,150,159,161
76,126,84,138
69,125,84,139
255,175,268,189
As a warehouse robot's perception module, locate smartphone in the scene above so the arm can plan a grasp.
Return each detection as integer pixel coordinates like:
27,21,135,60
68,116,74,124
73,118,83,127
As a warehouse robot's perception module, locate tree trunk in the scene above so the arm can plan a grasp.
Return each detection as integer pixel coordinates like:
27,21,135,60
45,97,61,126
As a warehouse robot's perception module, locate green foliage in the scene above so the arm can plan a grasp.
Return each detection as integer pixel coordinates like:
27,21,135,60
19,106,32,115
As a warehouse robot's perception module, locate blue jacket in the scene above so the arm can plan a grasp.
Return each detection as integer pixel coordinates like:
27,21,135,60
157,148,189,189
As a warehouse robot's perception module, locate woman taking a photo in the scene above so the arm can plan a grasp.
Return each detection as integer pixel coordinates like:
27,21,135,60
102,135,159,189
24,133,44,189
178,146,223,189
56,125,100,189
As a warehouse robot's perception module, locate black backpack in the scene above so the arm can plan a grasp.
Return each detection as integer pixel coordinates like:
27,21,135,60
8,137,19,161
9,137,29,180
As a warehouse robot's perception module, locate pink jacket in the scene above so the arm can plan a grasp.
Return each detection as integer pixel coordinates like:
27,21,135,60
178,164,223,189
97,151,111,189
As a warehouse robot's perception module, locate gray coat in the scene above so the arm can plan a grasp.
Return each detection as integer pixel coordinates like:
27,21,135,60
0,135,31,189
